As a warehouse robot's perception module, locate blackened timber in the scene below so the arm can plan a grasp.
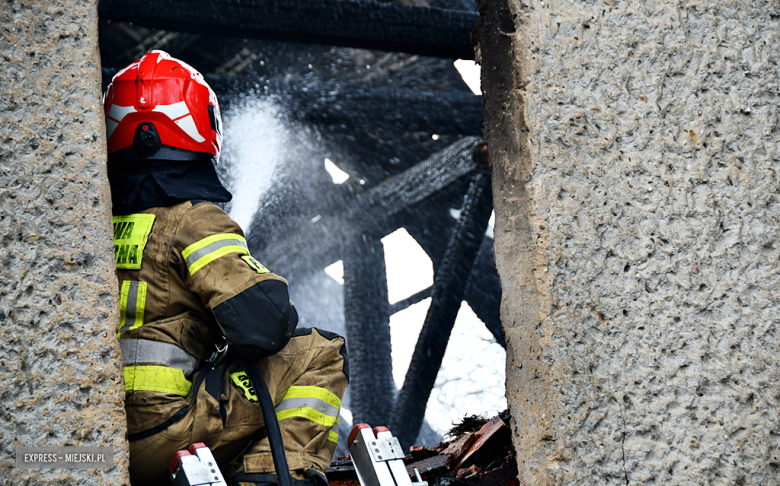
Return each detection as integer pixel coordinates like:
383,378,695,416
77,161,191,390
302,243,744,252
403,197,504,347
389,286,432,315
254,137,485,276
205,75,483,137
465,238,505,346
351,137,485,222
98,0,479,59
295,88,482,139
343,236,395,426
112,31,202,68
389,171,493,449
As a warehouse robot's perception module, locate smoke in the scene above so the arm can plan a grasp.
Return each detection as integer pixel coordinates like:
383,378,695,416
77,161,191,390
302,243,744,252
216,94,503,442
218,98,287,234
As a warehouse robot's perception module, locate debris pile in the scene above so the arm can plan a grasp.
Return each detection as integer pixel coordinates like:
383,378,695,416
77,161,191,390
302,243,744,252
327,412,517,486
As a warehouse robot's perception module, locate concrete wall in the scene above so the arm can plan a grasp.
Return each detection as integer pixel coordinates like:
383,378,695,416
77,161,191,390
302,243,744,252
477,0,780,484
0,1,129,484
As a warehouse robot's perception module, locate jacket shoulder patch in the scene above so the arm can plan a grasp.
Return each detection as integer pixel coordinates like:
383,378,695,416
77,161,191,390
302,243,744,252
241,255,270,274
113,214,156,270
230,371,258,402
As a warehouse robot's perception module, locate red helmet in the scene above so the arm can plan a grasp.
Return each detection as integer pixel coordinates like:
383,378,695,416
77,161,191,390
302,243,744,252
103,51,222,163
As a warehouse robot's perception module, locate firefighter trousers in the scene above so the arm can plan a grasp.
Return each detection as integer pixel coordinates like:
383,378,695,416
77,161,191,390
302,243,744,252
128,328,349,486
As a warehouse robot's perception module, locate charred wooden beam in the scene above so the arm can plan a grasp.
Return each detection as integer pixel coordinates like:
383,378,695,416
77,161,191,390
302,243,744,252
389,240,504,347
389,286,432,315
343,236,396,426
113,31,202,68
389,170,493,449
98,0,479,59
403,195,504,347
207,76,484,137
465,238,504,346
350,137,486,222
251,137,485,278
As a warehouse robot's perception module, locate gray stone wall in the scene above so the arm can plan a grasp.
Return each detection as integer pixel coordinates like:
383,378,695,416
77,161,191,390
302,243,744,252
0,1,129,484
478,0,780,484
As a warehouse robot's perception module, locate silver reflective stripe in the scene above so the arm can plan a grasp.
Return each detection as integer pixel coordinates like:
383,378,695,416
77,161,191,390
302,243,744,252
119,339,199,377
275,396,340,419
332,418,340,434
118,281,139,334
184,238,248,269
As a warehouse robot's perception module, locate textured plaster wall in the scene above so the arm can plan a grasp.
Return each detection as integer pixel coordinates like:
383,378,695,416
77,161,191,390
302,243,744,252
478,0,780,484
0,1,129,484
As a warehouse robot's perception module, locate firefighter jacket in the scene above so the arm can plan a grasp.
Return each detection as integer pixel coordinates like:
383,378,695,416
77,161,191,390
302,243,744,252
113,200,298,437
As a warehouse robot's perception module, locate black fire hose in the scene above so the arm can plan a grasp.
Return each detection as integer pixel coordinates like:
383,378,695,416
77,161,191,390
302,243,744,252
235,355,294,486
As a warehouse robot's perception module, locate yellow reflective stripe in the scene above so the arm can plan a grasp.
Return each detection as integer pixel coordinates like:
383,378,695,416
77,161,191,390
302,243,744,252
230,377,342,432
328,416,340,444
113,214,155,270
182,233,249,276
117,281,147,338
123,365,192,396
181,233,247,259
281,385,342,409
118,281,130,333
276,407,338,428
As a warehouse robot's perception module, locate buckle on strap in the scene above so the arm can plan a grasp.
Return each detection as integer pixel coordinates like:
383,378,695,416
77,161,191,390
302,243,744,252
205,338,229,369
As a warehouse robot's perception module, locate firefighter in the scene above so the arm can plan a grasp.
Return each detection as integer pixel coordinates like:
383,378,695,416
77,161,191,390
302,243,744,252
104,50,348,486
